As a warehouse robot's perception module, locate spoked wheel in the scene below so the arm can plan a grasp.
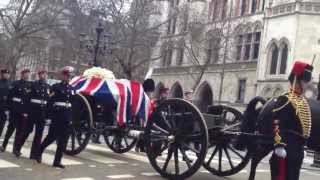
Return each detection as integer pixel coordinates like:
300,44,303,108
104,127,138,154
145,98,208,180
65,93,93,156
203,106,250,176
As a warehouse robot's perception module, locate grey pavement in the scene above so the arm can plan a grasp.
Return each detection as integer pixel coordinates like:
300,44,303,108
0,131,319,180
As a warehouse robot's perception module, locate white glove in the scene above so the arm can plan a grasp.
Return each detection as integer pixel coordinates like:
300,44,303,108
275,147,287,158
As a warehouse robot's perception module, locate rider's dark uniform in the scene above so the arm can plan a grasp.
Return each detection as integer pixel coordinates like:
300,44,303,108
37,67,75,168
21,71,50,159
270,61,313,180
0,69,11,138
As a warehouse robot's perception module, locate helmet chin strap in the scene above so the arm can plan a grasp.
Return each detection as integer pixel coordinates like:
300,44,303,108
291,76,303,95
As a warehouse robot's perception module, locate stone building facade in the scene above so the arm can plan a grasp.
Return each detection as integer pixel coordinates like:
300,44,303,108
150,0,320,112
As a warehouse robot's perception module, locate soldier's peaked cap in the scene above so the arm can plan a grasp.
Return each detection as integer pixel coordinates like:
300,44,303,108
61,66,74,76
21,69,30,74
289,61,313,83
38,69,47,75
0,68,9,74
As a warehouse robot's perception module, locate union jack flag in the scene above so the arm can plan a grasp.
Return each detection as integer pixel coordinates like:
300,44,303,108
69,76,152,127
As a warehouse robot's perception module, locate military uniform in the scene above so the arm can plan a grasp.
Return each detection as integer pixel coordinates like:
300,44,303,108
9,77,32,156
0,76,32,155
37,67,75,168
270,61,313,180
0,69,12,138
20,77,50,159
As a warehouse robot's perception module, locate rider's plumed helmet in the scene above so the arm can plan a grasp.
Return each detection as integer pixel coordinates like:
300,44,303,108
288,61,313,83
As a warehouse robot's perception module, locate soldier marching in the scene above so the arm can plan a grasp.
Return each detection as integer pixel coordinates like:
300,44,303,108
20,69,51,159
0,69,11,139
0,66,75,169
36,66,75,168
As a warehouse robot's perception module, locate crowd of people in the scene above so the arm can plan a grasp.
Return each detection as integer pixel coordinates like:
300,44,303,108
0,66,75,169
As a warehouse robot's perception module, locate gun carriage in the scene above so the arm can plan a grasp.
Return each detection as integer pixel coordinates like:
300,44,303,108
65,67,320,179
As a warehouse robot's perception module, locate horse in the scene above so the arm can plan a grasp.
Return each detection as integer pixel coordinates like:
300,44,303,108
237,96,320,180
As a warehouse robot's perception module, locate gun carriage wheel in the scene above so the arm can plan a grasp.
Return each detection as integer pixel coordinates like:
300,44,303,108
145,98,208,180
104,126,138,154
64,93,93,156
203,105,250,176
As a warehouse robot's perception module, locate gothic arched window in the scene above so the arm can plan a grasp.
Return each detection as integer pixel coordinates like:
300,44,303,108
268,41,289,75
279,43,288,74
270,43,279,74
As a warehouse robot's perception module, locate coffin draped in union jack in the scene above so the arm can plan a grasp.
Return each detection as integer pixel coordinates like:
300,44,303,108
69,67,152,127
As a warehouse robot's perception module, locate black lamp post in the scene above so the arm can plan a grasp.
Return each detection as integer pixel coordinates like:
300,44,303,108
79,21,112,67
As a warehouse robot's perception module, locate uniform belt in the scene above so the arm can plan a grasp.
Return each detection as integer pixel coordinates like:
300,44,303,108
30,99,47,105
53,102,72,108
12,97,22,103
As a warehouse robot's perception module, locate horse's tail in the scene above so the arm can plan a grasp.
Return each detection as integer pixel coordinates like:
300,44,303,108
235,96,267,150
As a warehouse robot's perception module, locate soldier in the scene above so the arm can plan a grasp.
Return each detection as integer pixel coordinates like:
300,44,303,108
36,66,75,169
156,87,169,105
19,70,50,159
0,69,31,156
270,61,313,180
12,69,32,157
0,69,11,137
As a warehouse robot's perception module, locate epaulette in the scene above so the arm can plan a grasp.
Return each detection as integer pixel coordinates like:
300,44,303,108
272,95,290,113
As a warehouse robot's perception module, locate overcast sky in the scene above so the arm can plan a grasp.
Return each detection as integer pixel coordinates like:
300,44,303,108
0,0,9,7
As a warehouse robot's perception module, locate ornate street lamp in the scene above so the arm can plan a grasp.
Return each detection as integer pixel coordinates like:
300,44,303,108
79,21,112,67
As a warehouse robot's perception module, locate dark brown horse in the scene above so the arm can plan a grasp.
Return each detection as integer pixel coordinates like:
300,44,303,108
237,96,320,180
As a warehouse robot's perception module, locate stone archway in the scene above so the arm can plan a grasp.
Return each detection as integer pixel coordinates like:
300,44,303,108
195,82,213,113
154,82,165,99
169,82,183,98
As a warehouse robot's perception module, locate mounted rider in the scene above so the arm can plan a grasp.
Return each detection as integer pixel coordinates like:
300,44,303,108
270,61,313,180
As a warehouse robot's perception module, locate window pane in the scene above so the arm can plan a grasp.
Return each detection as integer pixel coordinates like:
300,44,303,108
183,12,189,32
167,20,171,35
213,0,219,20
280,45,288,74
238,35,243,44
162,56,166,66
172,17,177,34
207,49,212,63
221,0,228,19
167,49,173,66
270,45,278,74
253,43,260,59
213,45,220,63
251,0,257,14
241,0,247,16
244,44,251,60
238,79,246,102
236,45,242,60
177,48,184,65
255,32,261,42
246,33,252,43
